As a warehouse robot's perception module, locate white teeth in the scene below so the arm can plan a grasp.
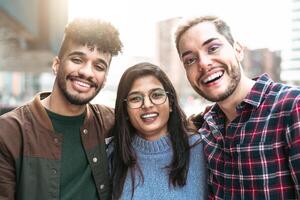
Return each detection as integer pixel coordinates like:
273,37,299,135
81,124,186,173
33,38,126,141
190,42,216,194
203,71,223,84
75,80,91,88
141,113,158,119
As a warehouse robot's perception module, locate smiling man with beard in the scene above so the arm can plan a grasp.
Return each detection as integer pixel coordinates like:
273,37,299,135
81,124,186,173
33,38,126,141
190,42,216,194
0,18,122,200
175,15,300,199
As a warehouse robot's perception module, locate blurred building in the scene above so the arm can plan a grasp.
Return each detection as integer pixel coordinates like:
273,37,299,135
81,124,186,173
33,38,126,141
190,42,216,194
156,18,201,98
0,0,68,108
242,48,281,82
281,0,300,85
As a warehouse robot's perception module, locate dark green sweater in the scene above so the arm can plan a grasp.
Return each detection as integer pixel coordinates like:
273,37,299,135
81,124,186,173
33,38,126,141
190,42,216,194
47,110,98,200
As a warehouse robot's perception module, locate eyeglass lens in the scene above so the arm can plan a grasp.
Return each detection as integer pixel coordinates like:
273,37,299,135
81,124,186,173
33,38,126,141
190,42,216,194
126,89,168,108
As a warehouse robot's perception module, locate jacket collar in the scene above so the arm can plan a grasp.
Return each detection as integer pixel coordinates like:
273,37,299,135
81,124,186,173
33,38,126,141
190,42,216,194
28,92,93,132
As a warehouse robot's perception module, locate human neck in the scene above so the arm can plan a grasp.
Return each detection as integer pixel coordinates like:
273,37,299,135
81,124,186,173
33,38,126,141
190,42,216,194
133,134,171,153
218,76,255,123
41,89,86,116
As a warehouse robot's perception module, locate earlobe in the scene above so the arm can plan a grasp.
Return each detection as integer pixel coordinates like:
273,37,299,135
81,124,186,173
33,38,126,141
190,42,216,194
52,56,60,75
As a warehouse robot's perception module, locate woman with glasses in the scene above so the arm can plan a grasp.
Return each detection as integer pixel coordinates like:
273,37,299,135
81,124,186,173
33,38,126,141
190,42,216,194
109,62,207,200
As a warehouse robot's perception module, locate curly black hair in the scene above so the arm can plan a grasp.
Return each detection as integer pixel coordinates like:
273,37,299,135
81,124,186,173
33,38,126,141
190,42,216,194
58,18,123,58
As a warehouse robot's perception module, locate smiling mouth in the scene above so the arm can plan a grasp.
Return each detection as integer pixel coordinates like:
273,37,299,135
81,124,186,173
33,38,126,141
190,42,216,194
202,71,224,84
141,113,158,119
74,80,91,88
68,76,97,88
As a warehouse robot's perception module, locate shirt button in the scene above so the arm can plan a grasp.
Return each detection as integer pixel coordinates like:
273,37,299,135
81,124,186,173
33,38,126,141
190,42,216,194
83,129,88,135
52,169,57,175
100,184,105,190
92,157,98,163
54,138,59,144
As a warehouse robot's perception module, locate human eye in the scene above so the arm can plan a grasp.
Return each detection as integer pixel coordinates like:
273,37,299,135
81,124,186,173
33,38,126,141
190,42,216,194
70,57,83,64
128,94,143,103
94,63,106,72
183,55,198,66
151,89,166,100
208,44,221,54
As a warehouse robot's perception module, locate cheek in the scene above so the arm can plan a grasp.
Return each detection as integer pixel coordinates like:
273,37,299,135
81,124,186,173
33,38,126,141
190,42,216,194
127,109,140,125
186,66,198,77
161,111,170,124
95,73,107,83
160,103,171,121
186,70,198,85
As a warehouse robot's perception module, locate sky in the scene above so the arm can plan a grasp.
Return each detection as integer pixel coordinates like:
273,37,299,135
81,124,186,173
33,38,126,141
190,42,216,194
69,0,291,56
68,0,291,107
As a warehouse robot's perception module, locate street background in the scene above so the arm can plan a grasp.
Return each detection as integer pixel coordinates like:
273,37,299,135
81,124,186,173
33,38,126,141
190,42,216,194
0,0,299,115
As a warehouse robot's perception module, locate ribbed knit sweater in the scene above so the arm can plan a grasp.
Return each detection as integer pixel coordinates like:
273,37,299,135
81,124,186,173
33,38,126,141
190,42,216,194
121,134,207,200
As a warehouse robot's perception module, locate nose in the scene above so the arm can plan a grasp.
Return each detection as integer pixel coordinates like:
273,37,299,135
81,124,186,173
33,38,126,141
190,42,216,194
142,95,154,108
78,62,94,78
197,55,212,72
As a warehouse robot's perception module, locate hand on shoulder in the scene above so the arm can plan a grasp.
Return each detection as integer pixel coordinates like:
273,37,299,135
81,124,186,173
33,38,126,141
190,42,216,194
187,105,212,130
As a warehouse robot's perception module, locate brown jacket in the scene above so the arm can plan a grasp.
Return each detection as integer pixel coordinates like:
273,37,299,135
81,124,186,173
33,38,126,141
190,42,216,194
0,92,114,200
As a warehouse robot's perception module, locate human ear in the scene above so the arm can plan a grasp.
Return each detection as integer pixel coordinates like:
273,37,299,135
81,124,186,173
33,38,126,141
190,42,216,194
234,41,244,61
52,56,60,75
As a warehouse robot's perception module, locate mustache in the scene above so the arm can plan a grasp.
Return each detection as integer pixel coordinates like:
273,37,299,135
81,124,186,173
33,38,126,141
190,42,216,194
67,74,98,88
200,65,226,76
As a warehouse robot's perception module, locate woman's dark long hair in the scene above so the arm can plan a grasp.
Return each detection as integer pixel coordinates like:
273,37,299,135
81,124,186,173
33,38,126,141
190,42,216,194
111,62,191,199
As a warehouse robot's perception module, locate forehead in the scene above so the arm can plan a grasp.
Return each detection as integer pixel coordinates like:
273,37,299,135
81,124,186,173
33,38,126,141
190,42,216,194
178,22,226,51
130,75,164,92
64,41,112,62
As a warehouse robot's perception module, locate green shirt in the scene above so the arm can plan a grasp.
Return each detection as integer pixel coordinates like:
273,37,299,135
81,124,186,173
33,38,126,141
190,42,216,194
47,109,98,200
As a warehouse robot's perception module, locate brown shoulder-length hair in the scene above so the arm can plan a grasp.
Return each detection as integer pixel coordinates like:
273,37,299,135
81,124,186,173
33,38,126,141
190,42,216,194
111,62,191,199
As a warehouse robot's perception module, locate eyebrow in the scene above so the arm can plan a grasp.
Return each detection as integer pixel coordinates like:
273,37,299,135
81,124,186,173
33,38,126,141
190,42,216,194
203,38,218,47
128,88,164,96
68,51,85,57
181,37,219,58
68,51,108,68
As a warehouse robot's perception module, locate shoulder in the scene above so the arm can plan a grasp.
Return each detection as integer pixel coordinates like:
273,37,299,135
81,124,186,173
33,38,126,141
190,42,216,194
267,83,300,108
89,104,114,115
268,82,300,98
0,104,29,128
88,104,115,137
187,134,205,162
0,105,29,151
88,104,115,122
188,133,202,146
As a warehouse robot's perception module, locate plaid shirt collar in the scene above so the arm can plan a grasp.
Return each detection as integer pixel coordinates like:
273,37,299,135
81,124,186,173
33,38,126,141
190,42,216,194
203,74,273,139
205,73,273,120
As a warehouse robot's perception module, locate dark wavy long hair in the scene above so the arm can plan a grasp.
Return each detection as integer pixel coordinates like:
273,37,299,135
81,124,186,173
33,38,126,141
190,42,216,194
111,62,192,199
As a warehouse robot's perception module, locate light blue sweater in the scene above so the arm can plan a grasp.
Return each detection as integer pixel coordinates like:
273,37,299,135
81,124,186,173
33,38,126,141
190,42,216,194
121,134,207,200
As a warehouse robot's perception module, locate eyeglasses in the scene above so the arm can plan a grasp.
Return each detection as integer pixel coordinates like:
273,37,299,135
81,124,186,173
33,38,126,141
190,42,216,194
124,88,169,109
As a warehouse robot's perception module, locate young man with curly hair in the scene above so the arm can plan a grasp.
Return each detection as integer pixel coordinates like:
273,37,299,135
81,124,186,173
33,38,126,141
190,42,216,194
0,18,122,200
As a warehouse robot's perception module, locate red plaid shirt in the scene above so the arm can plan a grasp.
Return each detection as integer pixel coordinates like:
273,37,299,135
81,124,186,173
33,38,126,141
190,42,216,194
201,74,300,200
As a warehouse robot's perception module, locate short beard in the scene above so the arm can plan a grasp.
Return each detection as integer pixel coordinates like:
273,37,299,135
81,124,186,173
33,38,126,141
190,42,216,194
57,75,101,105
61,87,99,105
194,64,241,102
